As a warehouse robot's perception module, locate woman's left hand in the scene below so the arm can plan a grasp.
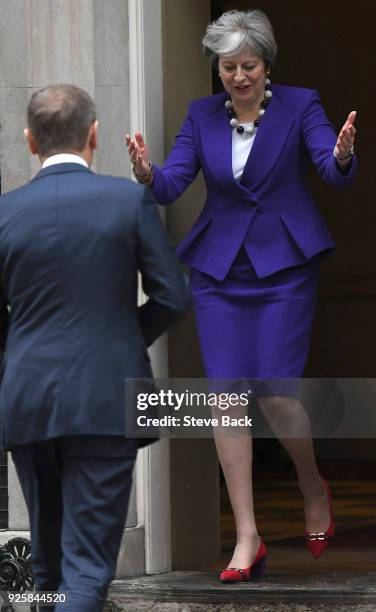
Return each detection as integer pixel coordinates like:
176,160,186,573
334,111,357,159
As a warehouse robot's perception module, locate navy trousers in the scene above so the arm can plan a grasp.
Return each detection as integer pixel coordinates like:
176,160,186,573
11,435,138,612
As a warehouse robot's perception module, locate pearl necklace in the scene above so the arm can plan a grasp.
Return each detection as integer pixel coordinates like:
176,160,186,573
225,78,272,135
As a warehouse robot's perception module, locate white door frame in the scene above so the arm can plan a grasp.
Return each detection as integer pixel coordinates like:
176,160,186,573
128,0,171,575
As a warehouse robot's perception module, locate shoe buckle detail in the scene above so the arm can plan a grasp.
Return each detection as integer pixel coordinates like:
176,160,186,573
223,567,248,580
304,532,331,541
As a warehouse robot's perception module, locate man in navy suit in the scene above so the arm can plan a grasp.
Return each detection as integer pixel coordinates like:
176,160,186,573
0,84,190,611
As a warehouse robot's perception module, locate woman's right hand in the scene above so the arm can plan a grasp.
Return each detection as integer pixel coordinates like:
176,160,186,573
125,132,150,177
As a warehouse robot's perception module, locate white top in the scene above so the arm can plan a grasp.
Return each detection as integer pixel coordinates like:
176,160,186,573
42,153,89,168
232,124,256,180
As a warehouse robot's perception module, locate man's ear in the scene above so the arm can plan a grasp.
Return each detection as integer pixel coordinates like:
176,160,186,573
23,128,39,155
88,120,98,150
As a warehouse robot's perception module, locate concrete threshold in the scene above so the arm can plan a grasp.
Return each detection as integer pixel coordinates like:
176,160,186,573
106,570,376,611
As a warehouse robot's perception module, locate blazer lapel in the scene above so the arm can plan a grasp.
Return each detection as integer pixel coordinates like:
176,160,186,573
199,90,294,195
240,90,294,190
198,104,235,192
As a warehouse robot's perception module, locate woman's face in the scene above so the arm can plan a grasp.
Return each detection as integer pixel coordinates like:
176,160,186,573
218,51,268,108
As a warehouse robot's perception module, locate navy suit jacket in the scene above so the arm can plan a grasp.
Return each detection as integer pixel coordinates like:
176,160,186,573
0,163,190,448
152,85,358,280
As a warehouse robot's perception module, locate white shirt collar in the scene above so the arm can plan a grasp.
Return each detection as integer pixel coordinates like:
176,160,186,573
42,154,89,169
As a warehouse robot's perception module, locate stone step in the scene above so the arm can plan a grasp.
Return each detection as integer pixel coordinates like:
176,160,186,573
106,571,376,611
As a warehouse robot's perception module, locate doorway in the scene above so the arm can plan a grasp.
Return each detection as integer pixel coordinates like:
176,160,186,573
209,0,376,570
165,0,376,570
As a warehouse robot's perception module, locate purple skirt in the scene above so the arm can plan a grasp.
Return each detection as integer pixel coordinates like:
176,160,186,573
190,247,320,379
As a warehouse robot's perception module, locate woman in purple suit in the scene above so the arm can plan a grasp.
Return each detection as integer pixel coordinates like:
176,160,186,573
126,9,357,581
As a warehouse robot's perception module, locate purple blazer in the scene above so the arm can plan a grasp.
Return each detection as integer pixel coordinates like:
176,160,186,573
152,85,357,280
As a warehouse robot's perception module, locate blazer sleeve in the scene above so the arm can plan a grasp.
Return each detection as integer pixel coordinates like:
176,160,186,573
301,90,358,188
151,102,201,205
136,186,191,346
0,288,9,367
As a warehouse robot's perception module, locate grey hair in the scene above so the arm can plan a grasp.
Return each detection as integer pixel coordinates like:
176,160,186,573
27,84,96,156
202,9,277,69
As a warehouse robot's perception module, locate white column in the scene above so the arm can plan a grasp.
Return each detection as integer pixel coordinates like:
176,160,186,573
128,0,172,574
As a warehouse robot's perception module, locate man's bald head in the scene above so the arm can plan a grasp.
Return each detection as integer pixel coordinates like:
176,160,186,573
27,84,96,156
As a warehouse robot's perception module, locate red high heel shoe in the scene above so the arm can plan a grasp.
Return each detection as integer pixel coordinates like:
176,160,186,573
304,479,334,558
220,539,267,583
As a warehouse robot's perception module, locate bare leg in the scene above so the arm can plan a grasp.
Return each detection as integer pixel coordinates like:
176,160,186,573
212,402,260,568
258,396,330,533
